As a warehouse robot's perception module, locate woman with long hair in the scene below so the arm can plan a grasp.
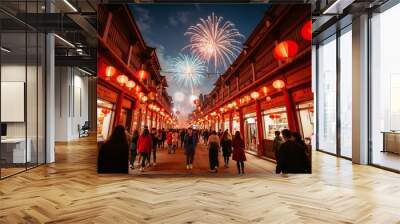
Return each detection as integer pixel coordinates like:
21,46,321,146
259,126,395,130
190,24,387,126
208,130,220,173
232,131,246,174
137,128,153,172
221,130,233,168
98,125,129,173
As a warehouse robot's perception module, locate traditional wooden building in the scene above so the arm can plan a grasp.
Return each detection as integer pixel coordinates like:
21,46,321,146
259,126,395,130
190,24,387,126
97,5,174,140
192,5,312,160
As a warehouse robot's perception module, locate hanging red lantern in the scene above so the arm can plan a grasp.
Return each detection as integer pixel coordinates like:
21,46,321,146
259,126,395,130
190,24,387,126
269,113,281,119
136,69,149,81
101,108,110,115
262,86,268,96
116,74,128,86
273,40,298,60
272,79,285,90
250,91,260,100
125,80,136,90
301,20,312,41
105,65,116,79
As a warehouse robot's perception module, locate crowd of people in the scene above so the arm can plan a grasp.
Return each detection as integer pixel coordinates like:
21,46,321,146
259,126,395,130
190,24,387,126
97,125,310,175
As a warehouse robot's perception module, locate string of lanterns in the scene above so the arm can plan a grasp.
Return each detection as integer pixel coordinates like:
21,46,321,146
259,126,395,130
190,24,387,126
194,19,311,124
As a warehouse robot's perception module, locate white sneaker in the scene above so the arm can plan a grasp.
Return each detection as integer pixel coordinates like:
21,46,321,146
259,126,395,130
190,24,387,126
186,165,190,170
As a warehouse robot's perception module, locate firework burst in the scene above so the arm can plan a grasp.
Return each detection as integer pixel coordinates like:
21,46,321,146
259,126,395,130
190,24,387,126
184,13,244,73
169,53,207,91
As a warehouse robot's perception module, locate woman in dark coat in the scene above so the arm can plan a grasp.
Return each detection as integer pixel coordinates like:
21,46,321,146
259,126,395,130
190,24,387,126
232,131,246,174
130,130,139,169
208,130,220,172
98,125,129,173
220,130,232,168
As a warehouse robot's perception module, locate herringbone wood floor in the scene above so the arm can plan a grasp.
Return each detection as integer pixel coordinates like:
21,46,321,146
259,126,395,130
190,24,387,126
1,136,400,224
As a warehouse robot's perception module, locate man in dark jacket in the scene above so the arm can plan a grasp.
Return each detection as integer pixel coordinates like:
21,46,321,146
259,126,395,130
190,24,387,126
149,128,158,166
276,129,309,174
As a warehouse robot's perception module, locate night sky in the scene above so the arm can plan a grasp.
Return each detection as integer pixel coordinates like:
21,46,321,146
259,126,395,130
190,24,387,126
129,4,270,124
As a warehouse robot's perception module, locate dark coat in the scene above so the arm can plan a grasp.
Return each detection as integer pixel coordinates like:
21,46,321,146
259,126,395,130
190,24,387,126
221,139,232,157
183,134,197,155
98,140,129,174
276,140,309,174
232,138,246,162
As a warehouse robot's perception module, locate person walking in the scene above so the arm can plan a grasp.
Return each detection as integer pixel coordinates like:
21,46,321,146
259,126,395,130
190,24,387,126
208,130,220,172
98,125,129,173
157,129,163,149
129,130,139,169
183,127,197,170
148,128,158,166
137,128,153,172
292,131,311,173
161,128,167,149
203,129,209,146
276,129,309,174
221,130,233,168
273,131,283,160
232,131,246,175
180,129,186,148
172,130,179,154
166,130,173,154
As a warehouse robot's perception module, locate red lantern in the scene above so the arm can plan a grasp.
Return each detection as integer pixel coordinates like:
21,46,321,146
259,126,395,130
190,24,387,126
136,69,149,81
105,65,116,79
250,91,260,100
135,85,142,93
272,79,285,90
262,86,268,95
116,74,128,86
101,108,110,115
126,80,136,90
141,95,148,102
273,40,298,60
301,20,312,41
269,113,281,119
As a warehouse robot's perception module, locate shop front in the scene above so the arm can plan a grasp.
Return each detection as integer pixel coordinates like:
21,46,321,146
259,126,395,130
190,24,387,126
244,112,258,153
262,106,288,158
97,84,118,141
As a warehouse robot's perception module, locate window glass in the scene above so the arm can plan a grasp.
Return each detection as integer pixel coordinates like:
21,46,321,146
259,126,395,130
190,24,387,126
340,28,352,158
317,36,337,154
371,4,400,170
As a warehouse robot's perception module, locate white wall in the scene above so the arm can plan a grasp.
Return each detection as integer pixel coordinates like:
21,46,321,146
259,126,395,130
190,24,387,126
54,66,89,141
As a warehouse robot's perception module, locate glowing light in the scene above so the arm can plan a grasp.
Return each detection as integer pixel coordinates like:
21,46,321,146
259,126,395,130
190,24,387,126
184,13,244,72
273,40,298,60
262,86,268,95
105,65,116,79
174,91,185,103
251,91,260,100
169,53,206,90
116,74,128,86
126,80,136,90
136,69,149,81
272,79,285,90
301,20,312,41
